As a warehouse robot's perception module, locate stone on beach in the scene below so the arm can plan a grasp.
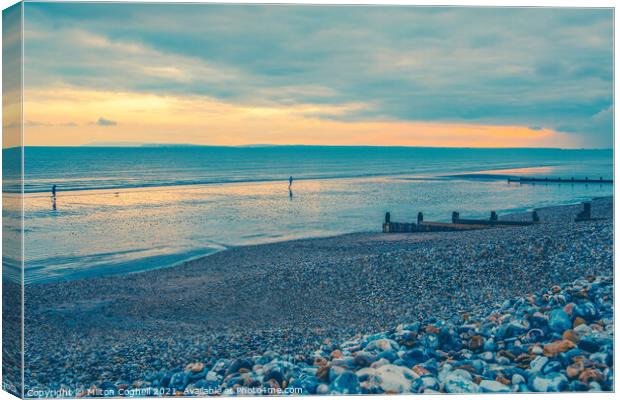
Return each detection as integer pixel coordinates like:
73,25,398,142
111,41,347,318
549,309,572,333
444,370,480,393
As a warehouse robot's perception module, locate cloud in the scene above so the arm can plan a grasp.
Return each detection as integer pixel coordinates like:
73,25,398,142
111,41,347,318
22,4,613,147
96,117,117,126
23,120,77,127
557,106,613,147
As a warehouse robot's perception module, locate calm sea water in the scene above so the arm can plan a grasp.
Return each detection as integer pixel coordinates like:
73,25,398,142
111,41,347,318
2,146,613,283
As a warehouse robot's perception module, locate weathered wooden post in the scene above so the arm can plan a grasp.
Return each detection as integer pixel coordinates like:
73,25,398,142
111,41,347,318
583,202,591,219
383,212,391,233
490,211,498,221
532,210,539,222
575,202,592,222
417,212,423,224
452,211,459,224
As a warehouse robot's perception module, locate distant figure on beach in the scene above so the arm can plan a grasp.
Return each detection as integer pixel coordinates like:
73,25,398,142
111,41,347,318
51,184,57,211
288,176,294,199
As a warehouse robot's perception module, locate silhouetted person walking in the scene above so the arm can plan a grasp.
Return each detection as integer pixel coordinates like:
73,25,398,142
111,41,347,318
288,176,294,199
51,184,57,211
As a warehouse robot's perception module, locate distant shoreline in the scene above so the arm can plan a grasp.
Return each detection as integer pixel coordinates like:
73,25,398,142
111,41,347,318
7,144,615,151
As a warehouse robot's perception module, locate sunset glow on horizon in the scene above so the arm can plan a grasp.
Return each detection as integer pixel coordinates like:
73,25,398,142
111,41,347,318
23,86,572,148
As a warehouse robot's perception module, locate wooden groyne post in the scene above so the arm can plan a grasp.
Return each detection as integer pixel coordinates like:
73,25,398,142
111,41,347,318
575,202,592,222
382,212,391,233
508,176,612,184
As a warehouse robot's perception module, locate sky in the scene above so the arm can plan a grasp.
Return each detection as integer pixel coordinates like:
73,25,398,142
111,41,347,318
2,2,21,149
13,3,614,148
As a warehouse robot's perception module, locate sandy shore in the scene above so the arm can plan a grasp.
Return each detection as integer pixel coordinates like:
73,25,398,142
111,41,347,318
24,197,613,391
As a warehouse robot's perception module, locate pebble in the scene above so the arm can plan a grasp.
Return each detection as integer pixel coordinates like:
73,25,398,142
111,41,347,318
529,373,569,392
330,371,360,394
549,309,572,333
530,356,548,373
574,302,598,322
544,340,576,357
365,339,397,353
511,374,525,385
444,371,480,393
184,362,204,374
479,379,510,393
368,365,418,393
479,351,494,362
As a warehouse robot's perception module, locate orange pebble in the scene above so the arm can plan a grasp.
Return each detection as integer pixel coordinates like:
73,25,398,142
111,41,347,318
573,317,586,328
543,340,576,357
562,330,580,343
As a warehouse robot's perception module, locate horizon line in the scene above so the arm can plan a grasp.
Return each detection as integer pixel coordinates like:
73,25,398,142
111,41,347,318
4,144,614,151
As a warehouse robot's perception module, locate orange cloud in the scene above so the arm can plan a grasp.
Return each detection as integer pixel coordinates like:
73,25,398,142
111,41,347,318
3,88,22,149
23,86,576,148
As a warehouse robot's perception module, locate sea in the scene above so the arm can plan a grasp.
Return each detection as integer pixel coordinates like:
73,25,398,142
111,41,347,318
2,146,613,284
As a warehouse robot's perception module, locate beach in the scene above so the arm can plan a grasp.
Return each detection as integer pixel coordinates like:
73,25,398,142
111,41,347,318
19,147,614,284
22,196,613,395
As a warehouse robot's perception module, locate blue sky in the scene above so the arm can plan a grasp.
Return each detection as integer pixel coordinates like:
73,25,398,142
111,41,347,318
20,3,613,147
